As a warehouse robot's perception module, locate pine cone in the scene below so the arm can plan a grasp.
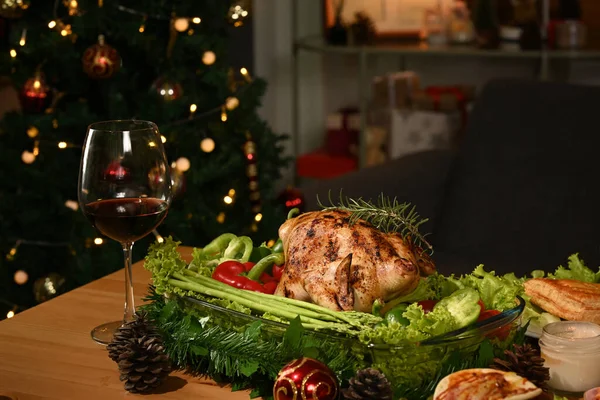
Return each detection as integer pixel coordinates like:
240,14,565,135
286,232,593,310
342,368,393,400
491,343,550,388
107,312,171,393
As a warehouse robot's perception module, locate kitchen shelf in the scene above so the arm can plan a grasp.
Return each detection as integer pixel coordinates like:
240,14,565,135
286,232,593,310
295,35,600,60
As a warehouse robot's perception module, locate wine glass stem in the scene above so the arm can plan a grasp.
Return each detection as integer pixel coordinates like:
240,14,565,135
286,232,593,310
122,242,135,323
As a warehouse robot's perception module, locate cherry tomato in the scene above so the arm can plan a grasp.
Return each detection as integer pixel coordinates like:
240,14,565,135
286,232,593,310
417,300,438,314
477,299,486,313
263,281,278,294
272,264,284,281
243,262,255,272
478,309,510,341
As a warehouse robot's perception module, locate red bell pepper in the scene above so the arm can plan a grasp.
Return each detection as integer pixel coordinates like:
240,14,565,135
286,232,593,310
272,264,284,281
212,261,269,293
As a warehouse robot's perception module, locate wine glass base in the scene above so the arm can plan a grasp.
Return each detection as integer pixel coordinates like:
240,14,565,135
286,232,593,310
91,320,122,345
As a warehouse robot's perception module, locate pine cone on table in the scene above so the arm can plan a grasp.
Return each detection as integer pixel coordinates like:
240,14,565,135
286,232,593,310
342,367,393,400
490,343,550,389
106,312,171,393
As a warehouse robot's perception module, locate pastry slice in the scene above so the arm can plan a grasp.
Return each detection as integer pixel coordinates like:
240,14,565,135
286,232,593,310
523,278,600,324
433,368,542,400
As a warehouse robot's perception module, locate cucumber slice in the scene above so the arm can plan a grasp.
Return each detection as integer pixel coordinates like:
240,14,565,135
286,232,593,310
434,288,481,328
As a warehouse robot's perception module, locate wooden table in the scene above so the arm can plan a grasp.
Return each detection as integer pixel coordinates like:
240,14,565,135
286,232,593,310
0,247,251,400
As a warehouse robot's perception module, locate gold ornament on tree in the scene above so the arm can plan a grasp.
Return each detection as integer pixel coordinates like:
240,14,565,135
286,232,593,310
0,0,29,19
82,35,121,79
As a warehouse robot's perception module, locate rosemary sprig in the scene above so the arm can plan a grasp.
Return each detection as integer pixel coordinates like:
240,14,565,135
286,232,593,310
318,192,432,254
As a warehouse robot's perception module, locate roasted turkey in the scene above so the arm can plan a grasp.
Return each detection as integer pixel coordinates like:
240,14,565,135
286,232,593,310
274,209,435,312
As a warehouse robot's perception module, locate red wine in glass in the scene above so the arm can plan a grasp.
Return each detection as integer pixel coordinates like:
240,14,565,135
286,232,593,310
78,120,172,345
83,198,168,243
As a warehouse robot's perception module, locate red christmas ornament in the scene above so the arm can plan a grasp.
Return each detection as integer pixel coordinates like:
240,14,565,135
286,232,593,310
278,186,305,213
104,160,129,182
20,72,52,113
273,358,339,400
82,34,121,79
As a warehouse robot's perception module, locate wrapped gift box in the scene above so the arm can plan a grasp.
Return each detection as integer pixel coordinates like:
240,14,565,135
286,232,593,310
388,109,461,160
325,108,360,157
296,150,357,179
371,71,420,110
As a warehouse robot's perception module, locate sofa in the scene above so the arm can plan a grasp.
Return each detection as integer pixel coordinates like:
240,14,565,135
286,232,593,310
302,79,600,276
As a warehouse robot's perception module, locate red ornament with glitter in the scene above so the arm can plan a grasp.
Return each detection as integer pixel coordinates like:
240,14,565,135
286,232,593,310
20,72,52,113
273,357,339,400
82,34,121,79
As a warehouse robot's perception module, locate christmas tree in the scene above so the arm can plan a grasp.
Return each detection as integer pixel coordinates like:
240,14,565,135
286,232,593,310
0,0,289,320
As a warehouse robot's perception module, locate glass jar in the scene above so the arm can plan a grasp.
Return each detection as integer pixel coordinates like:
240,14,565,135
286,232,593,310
539,321,600,395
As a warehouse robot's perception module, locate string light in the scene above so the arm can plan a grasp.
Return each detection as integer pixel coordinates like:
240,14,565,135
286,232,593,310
200,137,215,153
6,311,14,319
27,126,39,138
228,189,236,197
57,141,67,149
64,200,78,211
10,49,16,58
152,230,164,243
225,96,239,110
19,29,27,46
267,239,276,247
6,246,18,261
189,103,197,114
21,151,35,164
216,212,225,224
187,29,194,36
93,237,103,245
148,141,156,148
221,106,227,122
139,17,146,33
240,67,252,83
202,51,216,65
32,140,39,156
160,135,167,143
175,157,191,172
14,270,28,285
52,119,58,129
254,213,263,222
223,195,233,205
48,20,57,29
173,17,189,32
192,17,201,24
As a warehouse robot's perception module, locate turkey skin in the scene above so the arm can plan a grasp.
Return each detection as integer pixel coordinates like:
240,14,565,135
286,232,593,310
274,209,435,312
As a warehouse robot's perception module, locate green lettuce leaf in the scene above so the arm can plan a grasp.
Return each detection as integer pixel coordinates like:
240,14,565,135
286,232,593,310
381,273,460,313
547,253,599,282
189,247,216,277
144,236,187,294
458,265,523,311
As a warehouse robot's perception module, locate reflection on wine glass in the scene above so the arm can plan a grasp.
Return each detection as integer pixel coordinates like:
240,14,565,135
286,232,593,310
78,120,172,345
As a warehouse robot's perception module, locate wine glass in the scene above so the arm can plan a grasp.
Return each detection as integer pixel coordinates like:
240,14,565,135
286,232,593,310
78,120,172,345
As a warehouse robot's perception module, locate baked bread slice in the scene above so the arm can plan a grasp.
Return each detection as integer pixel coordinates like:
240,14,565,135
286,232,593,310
433,368,542,400
523,278,600,324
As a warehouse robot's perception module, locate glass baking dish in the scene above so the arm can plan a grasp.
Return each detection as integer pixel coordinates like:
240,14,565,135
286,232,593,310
182,295,525,389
